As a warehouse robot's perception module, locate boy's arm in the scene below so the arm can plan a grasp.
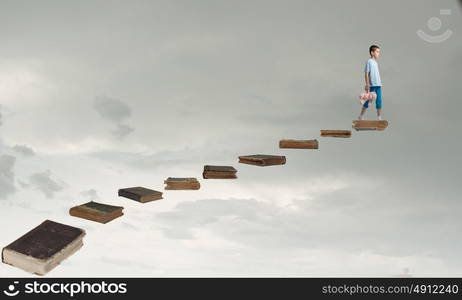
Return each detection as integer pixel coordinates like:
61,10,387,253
364,72,370,92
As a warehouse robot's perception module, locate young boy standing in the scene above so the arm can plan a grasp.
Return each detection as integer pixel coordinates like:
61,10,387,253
359,45,382,120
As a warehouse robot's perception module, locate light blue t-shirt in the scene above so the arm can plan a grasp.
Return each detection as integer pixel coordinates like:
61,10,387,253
364,58,382,87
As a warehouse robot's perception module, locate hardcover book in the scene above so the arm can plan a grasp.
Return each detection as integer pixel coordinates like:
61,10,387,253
164,177,201,190
118,187,163,203
238,154,286,166
279,139,319,149
2,220,85,275
352,120,388,131
203,165,237,179
320,130,352,137
69,201,124,224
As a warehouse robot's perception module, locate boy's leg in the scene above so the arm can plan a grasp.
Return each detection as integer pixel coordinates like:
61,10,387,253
359,101,368,119
373,86,382,120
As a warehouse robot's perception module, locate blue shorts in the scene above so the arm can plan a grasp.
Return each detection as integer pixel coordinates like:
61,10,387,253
363,86,382,109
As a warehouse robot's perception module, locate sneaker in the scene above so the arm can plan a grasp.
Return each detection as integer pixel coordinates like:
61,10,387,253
378,116,382,120
358,115,363,120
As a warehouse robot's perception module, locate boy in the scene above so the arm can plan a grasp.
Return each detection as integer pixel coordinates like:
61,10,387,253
358,45,382,120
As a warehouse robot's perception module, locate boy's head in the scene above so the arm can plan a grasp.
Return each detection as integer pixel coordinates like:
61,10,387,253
369,45,380,59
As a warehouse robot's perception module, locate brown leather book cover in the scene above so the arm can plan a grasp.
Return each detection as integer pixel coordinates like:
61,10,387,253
2,220,85,261
69,201,124,224
203,165,237,173
203,165,237,179
203,172,238,179
164,178,200,190
320,130,352,137
238,154,286,166
279,139,319,149
203,174,237,179
118,187,163,203
164,177,198,183
352,120,388,131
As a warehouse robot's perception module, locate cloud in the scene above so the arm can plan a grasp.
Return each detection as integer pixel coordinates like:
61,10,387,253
153,179,462,268
21,169,66,198
0,155,16,199
12,144,35,156
112,123,135,140
93,96,131,123
79,188,99,200
93,96,134,139
88,146,214,170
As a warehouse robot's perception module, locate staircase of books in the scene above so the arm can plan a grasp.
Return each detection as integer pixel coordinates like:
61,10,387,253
1,120,388,275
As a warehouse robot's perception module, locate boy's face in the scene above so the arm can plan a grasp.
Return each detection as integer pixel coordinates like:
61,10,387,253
371,48,381,59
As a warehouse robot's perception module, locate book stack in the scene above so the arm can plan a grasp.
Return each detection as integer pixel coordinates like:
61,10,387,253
118,187,163,203
320,130,352,138
203,165,237,179
69,201,124,224
2,220,85,276
352,120,388,131
238,154,286,166
279,139,319,149
164,177,200,190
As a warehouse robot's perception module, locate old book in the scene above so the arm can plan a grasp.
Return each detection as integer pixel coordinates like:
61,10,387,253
238,154,286,166
164,177,201,190
320,130,352,137
69,201,124,224
279,139,319,149
118,186,163,203
203,165,237,179
2,220,85,276
352,120,388,131
203,172,238,179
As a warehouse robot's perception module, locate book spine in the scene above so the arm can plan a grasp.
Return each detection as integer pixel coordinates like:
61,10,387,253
118,190,141,202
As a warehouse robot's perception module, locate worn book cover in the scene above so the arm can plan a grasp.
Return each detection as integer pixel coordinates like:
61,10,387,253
164,177,201,190
279,139,319,149
203,165,237,179
238,154,286,166
69,201,124,224
118,186,163,203
2,220,85,275
320,130,352,137
352,120,388,131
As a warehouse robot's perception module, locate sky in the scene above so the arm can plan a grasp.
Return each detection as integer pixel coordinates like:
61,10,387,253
0,0,461,277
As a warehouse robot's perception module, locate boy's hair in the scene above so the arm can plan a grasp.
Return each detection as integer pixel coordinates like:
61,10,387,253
369,45,380,55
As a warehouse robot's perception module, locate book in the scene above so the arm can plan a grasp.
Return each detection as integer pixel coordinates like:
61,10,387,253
279,139,319,149
238,154,286,166
320,130,352,138
2,220,85,276
69,201,124,224
164,177,200,190
203,165,237,179
352,120,388,131
118,187,163,203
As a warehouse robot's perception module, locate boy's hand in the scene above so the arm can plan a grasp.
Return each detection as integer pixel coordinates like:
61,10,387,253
364,84,370,92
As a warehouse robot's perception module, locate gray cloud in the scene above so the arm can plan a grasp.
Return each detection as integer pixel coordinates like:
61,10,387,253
0,155,16,199
93,95,134,139
154,181,462,268
93,96,131,123
21,170,66,198
79,188,99,200
12,144,35,156
88,145,227,171
112,123,135,140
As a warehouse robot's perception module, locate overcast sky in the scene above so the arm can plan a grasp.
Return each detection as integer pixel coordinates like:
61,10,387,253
0,0,461,277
